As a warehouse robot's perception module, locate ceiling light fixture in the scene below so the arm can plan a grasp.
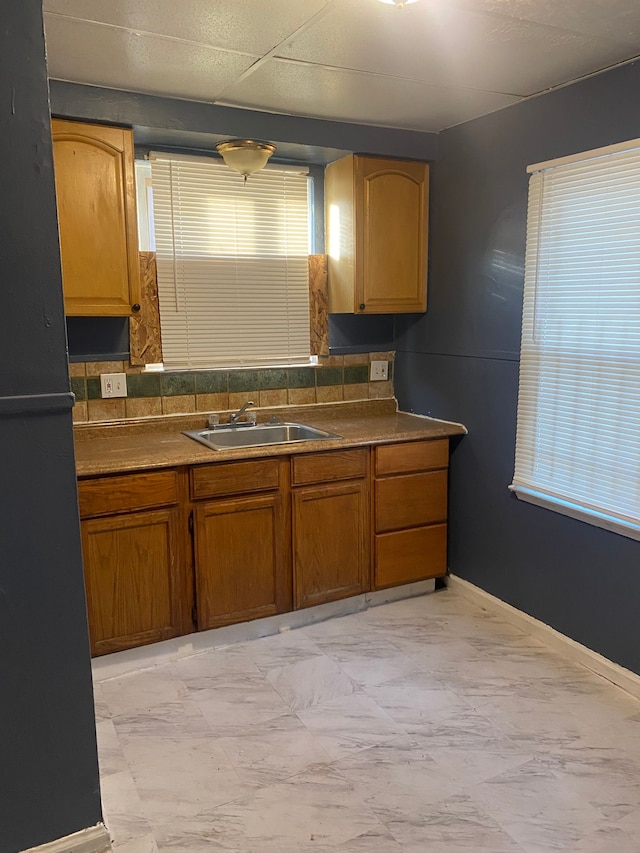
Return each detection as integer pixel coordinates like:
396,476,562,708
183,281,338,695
214,139,276,182
377,0,421,6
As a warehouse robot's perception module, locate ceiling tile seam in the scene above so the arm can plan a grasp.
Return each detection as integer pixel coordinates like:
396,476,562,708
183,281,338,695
212,1,338,103
253,55,524,99
43,11,260,58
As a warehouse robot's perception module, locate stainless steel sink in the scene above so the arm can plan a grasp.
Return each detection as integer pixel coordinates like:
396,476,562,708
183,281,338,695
184,422,342,451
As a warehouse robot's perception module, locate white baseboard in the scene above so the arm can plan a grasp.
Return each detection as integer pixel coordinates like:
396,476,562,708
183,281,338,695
92,579,436,683
448,574,640,700
21,824,111,853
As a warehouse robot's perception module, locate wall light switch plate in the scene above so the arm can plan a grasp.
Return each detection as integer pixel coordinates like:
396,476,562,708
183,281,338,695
370,360,389,381
100,372,128,398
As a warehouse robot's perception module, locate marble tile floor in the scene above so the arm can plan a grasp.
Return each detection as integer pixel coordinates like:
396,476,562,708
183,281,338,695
94,588,640,852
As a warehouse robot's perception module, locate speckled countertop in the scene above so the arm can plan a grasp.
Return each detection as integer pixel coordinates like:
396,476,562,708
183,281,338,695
74,400,467,478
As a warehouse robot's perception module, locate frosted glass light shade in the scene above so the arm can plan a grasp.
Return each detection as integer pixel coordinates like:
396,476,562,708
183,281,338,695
377,0,420,5
215,139,276,178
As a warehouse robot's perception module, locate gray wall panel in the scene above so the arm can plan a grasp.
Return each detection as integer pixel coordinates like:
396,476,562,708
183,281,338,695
0,2,101,849
395,60,640,674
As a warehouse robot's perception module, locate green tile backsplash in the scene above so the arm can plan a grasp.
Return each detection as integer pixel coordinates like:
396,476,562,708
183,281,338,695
86,377,101,400
70,376,86,401
258,368,288,390
316,366,344,387
161,372,195,396
228,370,259,393
195,371,228,394
287,367,315,388
344,364,369,385
72,353,395,423
127,373,162,398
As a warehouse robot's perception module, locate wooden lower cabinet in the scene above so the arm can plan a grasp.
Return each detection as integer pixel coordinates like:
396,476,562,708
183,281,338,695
82,507,186,656
375,524,447,589
292,449,370,609
77,438,452,655
373,439,449,589
193,492,290,629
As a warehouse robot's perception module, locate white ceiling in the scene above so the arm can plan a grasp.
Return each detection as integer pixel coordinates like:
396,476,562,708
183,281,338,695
43,0,640,133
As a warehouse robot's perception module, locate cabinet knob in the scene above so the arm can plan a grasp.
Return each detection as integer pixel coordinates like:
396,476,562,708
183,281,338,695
131,303,141,313
359,303,366,311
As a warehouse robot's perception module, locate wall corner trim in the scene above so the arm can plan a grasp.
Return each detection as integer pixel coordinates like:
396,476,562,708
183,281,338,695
21,823,111,853
0,391,75,417
448,574,640,700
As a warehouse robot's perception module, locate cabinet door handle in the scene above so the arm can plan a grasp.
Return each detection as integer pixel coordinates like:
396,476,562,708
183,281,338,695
131,303,141,312
359,303,365,311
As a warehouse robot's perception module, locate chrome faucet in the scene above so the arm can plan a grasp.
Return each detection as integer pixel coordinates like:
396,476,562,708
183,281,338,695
229,400,255,425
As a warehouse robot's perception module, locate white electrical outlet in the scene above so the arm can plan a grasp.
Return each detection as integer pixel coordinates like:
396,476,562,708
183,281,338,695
100,372,128,398
370,360,389,381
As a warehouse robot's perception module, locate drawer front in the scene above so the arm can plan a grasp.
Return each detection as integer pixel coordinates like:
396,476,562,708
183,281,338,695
375,524,447,589
375,439,448,476
292,448,368,486
78,470,179,519
375,469,447,533
191,458,280,500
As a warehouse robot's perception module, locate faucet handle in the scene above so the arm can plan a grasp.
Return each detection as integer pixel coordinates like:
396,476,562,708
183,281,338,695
207,413,219,428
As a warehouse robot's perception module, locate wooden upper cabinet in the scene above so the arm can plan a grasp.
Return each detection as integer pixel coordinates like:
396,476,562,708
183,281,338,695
51,118,140,316
325,154,429,314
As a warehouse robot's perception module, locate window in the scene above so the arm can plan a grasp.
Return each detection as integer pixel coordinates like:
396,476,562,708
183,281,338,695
149,152,312,369
511,139,640,541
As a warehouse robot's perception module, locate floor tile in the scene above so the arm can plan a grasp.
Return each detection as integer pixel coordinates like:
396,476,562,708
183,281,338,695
266,653,356,712
216,713,332,785
101,769,153,847
296,693,406,759
96,718,129,778
187,670,291,734
383,793,525,851
94,588,640,853
122,735,256,821
192,765,383,849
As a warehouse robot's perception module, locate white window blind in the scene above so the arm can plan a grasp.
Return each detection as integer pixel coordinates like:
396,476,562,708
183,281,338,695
150,153,311,369
511,140,640,541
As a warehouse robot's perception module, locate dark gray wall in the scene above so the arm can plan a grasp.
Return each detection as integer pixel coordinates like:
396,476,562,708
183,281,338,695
49,81,439,163
0,3,102,850
395,59,640,675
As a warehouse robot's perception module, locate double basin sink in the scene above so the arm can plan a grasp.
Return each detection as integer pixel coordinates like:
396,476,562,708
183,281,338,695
184,421,341,451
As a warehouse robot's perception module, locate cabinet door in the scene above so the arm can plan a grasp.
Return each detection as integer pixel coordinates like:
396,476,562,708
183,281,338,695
194,494,290,630
356,157,428,314
51,119,140,316
81,508,184,656
293,480,369,609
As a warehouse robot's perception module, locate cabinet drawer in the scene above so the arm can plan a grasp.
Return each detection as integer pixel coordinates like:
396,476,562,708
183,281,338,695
375,524,447,589
375,469,447,532
78,470,179,519
292,448,368,486
375,439,448,476
191,458,280,500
